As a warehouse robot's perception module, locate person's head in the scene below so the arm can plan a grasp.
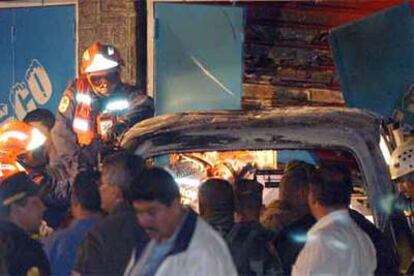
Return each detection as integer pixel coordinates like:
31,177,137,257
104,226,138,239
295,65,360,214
279,160,315,207
71,171,101,218
100,151,144,213
81,41,122,96
131,167,182,242
389,141,414,201
0,173,45,233
198,178,234,219
23,109,55,139
0,120,48,171
308,164,353,219
234,179,263,222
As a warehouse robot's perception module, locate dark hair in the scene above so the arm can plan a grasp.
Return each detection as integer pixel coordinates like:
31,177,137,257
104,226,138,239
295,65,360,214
198,178,234,213
309,164,353,207
234,179,263,212
131,167,180,205
23,109,55,130
101,151,145,200
73,171,101,212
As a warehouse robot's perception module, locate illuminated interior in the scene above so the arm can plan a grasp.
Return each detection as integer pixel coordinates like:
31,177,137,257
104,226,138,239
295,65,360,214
146,148,373,221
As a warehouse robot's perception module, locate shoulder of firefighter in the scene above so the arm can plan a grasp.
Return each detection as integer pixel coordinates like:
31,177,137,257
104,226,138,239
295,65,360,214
57,80,78,120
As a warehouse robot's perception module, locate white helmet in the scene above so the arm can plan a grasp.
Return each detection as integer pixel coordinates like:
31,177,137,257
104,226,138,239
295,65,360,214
389,141,414,180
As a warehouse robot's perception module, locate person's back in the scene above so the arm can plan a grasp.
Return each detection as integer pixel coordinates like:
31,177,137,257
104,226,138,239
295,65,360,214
292,164,376,276
227,179,283,275
75,202,146,275
261,161,315,233
349,209,399,275
273,213,316,274
227,221,282,275
73,151,148,275
303,210,376,275
42,171,102,275
198,178,235,237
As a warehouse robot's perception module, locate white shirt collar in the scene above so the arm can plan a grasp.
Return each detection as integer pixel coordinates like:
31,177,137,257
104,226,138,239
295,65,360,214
309,209,350,235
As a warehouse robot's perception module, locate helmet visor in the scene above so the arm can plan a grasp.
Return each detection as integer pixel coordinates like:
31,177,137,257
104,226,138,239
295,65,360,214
88,71,120,87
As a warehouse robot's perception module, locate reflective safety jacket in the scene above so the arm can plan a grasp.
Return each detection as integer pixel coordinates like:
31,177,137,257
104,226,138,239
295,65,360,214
52,78,154,173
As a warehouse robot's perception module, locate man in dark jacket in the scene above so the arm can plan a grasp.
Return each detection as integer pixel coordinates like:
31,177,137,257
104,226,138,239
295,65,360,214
0,173,50,275
73,151,148,275
227,179,283,275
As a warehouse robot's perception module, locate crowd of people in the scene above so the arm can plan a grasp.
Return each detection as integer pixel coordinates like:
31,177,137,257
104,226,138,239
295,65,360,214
0,150,403,276
0,40,412,275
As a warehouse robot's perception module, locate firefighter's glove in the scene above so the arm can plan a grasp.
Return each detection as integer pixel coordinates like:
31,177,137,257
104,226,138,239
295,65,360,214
106,123,127,143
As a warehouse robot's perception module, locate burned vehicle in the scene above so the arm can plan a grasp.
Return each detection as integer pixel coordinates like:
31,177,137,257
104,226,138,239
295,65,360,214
121,106,412,271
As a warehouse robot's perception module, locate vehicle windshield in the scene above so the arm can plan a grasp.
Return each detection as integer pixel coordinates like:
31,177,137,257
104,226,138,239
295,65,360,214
146,148,373,222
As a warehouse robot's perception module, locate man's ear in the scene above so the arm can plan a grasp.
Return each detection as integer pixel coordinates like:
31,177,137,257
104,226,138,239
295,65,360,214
308,190,317,206
114,185,123,200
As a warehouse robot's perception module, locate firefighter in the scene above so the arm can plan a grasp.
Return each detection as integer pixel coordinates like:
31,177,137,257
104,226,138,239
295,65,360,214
389,139,414,201
52,42,154,174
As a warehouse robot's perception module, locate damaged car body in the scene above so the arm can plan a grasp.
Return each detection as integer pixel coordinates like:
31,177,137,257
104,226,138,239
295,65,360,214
122,106,413,271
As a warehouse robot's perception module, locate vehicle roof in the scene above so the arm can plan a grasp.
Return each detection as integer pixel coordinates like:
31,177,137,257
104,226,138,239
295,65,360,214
121,106,382,156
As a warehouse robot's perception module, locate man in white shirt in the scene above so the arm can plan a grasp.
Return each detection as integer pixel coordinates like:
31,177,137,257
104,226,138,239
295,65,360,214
292,164,377,276
124,167,237,276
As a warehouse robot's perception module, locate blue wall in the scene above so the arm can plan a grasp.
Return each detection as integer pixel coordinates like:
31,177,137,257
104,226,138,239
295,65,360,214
154,3,244,114
0,5,76,122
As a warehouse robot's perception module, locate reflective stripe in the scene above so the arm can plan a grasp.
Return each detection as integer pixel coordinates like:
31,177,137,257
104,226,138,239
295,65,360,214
76,93,92,105
104,99,130,113
73,118,90,132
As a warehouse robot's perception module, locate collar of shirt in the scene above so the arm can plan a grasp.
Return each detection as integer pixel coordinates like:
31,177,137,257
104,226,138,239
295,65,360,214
308,209,350,235
136,209,190,276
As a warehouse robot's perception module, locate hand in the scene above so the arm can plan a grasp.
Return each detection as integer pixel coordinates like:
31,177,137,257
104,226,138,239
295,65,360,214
105,122,127,143
39,220,54,238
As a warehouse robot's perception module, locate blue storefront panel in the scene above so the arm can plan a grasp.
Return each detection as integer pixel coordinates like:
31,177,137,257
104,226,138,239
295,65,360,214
0,5,75,122
154,3,244,114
